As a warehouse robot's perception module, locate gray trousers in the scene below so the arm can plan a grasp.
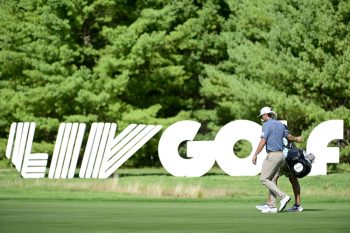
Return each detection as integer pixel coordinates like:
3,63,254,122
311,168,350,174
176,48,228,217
260,152,286,208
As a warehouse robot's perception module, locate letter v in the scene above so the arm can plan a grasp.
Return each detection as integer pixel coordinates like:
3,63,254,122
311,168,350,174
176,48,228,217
79,123,162,178
100,124,162,178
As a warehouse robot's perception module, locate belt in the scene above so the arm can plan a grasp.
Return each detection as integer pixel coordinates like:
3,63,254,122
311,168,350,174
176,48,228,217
267,151,282,154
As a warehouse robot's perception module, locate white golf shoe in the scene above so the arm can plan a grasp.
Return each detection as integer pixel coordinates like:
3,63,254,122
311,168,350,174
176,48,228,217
279,195,291,212
255,203,269,211
261,207,278,213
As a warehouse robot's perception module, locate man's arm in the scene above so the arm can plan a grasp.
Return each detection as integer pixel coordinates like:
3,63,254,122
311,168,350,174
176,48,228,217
252,138,267,165
287,134,303,143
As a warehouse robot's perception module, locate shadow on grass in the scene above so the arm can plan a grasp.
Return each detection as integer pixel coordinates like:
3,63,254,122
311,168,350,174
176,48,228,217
302,209,324,212
279,209,324,213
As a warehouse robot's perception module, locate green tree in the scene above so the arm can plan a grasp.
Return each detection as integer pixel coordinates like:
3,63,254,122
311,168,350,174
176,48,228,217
1,0,349,166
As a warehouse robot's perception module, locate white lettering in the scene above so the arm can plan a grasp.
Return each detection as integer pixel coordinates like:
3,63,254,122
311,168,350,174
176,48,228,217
307,120,343,175
215,120,266,176
4,120,344,178
6,122,48,178
6,122,161,179
158,121,215,177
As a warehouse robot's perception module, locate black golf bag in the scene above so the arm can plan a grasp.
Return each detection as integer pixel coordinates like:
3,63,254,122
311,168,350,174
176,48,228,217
285,147,312,178
282,124,313,178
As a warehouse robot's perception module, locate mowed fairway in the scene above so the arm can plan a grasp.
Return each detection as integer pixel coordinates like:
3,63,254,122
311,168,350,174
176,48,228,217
1,167,350,232
0,200,349,233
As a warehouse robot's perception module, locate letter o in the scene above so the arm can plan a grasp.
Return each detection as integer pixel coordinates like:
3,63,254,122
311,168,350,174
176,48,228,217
215,120,266,176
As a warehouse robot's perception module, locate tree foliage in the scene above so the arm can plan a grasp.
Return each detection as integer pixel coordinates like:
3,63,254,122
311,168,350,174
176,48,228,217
1,0,349,165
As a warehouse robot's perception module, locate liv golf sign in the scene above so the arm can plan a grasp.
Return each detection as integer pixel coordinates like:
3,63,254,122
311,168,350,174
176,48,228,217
4,120,343,178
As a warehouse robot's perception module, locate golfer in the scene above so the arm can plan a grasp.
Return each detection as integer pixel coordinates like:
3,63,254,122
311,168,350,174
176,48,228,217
257,124,305,212
252,107,301,213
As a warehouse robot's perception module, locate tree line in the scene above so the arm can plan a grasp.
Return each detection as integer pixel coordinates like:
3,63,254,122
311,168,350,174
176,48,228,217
0,0,349,166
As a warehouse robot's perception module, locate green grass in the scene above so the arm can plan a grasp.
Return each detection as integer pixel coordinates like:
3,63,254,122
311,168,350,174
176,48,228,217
1,165,350,233
1,166,350,202
0,200,349,233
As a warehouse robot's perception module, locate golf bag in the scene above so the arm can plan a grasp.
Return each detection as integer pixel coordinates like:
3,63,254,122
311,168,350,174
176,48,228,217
285,146,313,178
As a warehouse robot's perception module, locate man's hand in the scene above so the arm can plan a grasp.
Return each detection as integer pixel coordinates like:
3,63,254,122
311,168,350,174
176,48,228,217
252,138,266,165
252,154,257,165
295,136,303,143
287,134,303,143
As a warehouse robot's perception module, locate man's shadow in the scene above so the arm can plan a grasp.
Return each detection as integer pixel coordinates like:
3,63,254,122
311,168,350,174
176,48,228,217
302,209,323,212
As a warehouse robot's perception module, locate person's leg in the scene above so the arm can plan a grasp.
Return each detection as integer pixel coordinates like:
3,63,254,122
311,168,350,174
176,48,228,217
289,175,300,205
260,153,287,207
256,174,278,210
287,174,303,212
268,174,279,207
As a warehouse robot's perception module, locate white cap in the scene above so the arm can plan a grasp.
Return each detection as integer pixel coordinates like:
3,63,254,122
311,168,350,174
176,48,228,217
258,106,276,116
